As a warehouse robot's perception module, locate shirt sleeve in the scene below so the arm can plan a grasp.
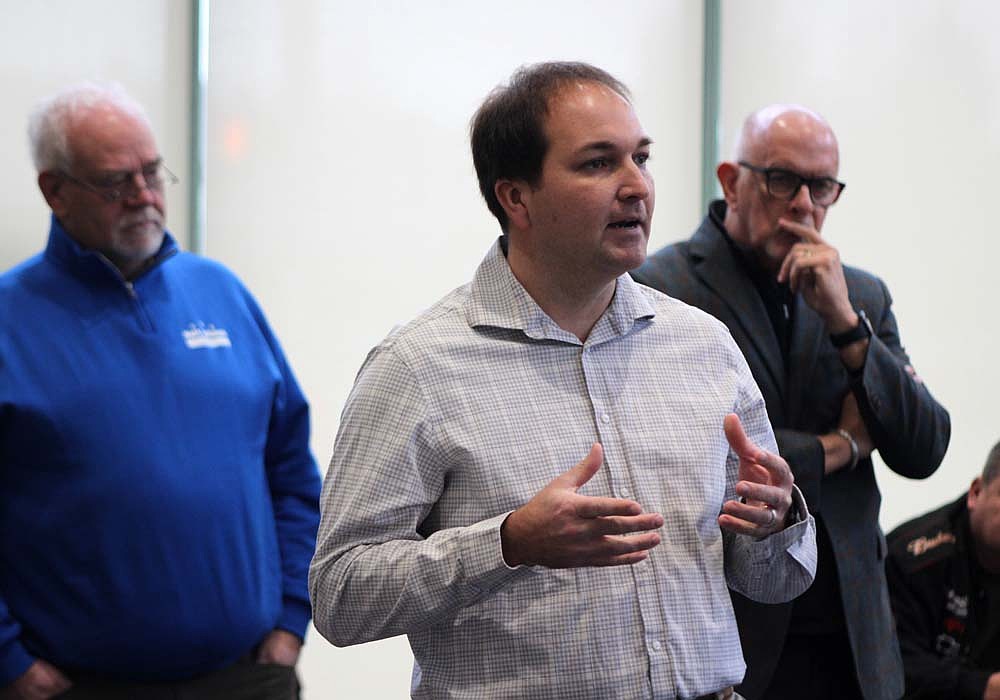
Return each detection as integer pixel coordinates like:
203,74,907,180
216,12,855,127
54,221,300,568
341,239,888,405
309,345,528,648
252,300,323,640
722,355,817,604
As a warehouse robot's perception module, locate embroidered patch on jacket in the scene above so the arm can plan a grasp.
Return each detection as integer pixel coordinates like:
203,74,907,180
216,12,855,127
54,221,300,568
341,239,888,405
182,323,232,349
945,589,968,617
906,530,956,557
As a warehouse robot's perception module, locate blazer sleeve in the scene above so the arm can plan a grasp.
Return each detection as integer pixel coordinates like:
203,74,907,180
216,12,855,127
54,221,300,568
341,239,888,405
852,278,950,479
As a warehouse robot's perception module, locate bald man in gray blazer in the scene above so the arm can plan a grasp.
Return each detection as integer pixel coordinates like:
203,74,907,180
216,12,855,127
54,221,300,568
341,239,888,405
632,104,950,700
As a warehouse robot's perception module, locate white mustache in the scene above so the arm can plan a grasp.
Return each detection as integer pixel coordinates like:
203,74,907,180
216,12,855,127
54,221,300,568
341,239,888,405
118,208,164,229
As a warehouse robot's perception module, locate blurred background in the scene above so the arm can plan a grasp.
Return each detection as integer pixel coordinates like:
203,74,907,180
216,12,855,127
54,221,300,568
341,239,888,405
2,1,996,696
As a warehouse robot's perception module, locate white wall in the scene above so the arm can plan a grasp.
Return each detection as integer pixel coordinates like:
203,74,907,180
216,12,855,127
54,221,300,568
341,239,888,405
714,0,1000,533
205,2,702,695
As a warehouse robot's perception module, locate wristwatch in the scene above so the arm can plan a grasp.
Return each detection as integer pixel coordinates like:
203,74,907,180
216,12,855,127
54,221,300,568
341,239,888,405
830,309,873,349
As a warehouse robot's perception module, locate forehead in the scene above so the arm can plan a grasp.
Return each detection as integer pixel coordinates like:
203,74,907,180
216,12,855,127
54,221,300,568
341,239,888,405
754,112,839,176
67,104,159,173
542,81,646,154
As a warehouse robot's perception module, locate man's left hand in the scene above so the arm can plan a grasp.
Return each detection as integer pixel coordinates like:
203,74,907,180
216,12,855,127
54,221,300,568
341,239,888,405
775,218,857,334
718,413,795,538
255,629,302,667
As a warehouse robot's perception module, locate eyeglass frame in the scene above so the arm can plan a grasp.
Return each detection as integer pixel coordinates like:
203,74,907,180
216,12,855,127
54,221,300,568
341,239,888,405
58,160,179,203
737,161,845,207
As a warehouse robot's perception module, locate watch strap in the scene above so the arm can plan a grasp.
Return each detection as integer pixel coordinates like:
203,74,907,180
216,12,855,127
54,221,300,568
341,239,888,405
830,309,873,349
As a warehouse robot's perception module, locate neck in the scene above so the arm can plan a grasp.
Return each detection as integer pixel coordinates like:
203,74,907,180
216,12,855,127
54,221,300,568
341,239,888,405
506,243,616,342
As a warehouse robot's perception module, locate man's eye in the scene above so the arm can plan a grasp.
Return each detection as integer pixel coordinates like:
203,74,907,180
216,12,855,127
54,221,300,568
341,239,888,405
634,153,650,166
769,172,799,190
811,179,836,196
583,158,608,170
97,174,129,189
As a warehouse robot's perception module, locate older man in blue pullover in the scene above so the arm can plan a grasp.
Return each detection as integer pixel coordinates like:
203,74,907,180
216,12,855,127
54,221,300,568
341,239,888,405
0,83,321,700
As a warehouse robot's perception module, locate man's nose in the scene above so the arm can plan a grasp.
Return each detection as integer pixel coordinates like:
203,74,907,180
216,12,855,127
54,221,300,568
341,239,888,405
123,173,158,205
619,161,651,201
789,182,814,212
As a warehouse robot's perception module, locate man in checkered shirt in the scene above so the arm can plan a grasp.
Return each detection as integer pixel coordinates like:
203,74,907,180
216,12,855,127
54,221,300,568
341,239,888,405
309,62,817,700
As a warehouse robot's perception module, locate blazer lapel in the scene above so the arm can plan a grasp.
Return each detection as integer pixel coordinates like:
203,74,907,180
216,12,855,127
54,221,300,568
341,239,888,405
786,293,825,422
689,220,787,398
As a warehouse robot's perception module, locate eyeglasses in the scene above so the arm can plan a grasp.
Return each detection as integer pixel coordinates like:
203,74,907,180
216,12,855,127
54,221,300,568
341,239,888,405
738,161,845,207
60,161,179,203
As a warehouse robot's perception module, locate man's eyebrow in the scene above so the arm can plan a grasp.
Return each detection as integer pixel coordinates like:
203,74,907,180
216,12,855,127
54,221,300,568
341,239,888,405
576,137,654,154
97,157,163,177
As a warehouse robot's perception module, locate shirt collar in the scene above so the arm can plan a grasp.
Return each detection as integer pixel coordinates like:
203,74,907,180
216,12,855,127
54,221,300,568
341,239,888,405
465,238,656,345
44,213,179,283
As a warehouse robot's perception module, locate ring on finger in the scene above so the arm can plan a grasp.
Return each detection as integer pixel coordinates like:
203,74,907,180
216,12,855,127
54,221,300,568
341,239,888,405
764,507,776,527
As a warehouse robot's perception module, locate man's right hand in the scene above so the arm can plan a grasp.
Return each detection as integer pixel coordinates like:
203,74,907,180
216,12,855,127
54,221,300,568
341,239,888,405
500,443,663,568
0,661,72,700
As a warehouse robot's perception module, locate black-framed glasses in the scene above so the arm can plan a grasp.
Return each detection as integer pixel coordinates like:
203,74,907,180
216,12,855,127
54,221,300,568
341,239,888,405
60,161,179,203
738,161,845,206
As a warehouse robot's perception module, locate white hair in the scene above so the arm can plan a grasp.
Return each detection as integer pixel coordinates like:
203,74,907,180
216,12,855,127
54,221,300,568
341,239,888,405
27,81,152,173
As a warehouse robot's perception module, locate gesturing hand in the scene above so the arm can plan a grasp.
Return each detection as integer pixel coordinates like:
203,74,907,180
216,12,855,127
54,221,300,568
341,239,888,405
501,443,663,568
775,218,857,334
0,660,72,700
718,414,795,538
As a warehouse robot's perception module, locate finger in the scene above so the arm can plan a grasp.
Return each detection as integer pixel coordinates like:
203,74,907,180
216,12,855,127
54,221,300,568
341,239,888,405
589,511,664,535
753,449,794,488
723,413,761,462
734,481,788,508
777,218,823,244
558,443,604,490
721,498,782,526
787,255,814,295
591,531,662,559
777,246,795,284
574,495,642,519
718,512,776,537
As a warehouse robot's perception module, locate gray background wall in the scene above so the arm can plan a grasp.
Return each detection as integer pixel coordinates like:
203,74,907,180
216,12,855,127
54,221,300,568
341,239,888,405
2,1,995,696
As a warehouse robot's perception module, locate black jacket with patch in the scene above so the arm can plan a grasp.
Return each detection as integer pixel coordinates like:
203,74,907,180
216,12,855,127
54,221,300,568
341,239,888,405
887,496,993,698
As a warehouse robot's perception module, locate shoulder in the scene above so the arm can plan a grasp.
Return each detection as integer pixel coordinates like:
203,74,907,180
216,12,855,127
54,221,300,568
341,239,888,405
168,251,244,288
0,252,46,293
632,239,694,288
887,497,964,574
359,284,471,367
842,264,891,305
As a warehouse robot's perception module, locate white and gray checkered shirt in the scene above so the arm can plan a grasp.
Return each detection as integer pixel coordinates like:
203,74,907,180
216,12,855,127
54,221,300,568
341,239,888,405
310,240,816,699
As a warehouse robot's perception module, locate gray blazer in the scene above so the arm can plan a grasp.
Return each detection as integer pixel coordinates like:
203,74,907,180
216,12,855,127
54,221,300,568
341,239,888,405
632,202,951,700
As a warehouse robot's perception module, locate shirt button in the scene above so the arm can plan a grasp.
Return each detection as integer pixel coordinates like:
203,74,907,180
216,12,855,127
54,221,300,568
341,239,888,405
601,413,611,424
651,640,662,651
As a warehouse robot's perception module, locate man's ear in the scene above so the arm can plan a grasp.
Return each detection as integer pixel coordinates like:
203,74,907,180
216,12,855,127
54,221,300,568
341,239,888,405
717,161,740,207
969,477,984,511
495,179,531,232
38,172,68,216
